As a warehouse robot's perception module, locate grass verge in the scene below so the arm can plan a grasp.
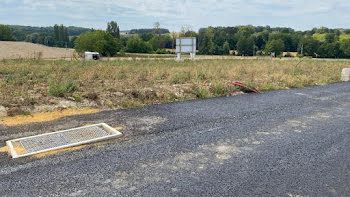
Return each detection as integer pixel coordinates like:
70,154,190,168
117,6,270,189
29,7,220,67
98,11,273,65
0,58,348,115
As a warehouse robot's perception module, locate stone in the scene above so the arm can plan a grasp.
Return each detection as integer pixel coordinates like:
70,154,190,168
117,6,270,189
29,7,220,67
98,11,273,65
0,106,7,117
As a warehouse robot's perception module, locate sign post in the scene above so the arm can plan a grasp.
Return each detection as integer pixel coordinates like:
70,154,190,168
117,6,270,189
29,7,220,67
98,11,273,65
176,37,197,61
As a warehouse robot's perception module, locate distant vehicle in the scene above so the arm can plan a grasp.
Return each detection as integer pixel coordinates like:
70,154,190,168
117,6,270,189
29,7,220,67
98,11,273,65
85,52,100,60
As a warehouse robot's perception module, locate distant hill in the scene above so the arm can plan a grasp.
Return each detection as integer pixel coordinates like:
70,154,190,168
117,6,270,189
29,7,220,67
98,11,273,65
10,25,92,41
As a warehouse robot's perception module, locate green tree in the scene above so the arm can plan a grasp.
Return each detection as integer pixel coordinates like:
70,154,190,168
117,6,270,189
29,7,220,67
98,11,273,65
223,41,230,55
253,31,269,50
237,25,255,38
69,36,78,48
126,35,153,53
264,39,285,56
140,33,154,42
325,33,337,43
153,22,161,36
0,25,15,41
149,35,162,50
107,21,120,39
237,36,254,56
54,24,59,42
298,36,320,57
199,27,215,55
268,33,294,51
75,30,121,56
340,39,350,57
52,24,69,47
317,42,343,58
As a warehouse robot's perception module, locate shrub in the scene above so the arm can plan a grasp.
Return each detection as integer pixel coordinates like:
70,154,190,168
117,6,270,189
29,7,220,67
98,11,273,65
296,54,304,58
212,83,229,96
49,81,78,97
192,87,209,98
156,49,167,54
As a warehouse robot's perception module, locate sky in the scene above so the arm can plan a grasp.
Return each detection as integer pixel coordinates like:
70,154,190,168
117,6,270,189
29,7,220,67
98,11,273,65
0,0,350,32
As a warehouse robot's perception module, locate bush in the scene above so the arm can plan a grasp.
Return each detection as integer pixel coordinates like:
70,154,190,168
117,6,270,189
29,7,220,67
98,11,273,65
296,54,304,58
49,81,78,97
212,83,229,97
74,30,122,56
192,87,209,98
156,49,167,54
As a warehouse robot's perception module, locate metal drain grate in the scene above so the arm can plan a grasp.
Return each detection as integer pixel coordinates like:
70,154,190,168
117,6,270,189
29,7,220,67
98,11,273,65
6,123,123,159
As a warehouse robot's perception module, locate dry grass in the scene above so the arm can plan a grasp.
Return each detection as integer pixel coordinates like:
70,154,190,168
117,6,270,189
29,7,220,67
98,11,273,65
0,58,348,115
0,41,74,60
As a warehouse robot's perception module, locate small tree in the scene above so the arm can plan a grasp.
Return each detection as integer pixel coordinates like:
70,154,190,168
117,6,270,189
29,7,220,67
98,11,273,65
153,22,161,36
264,39,285,56
199,27,215,55
107,21,120,39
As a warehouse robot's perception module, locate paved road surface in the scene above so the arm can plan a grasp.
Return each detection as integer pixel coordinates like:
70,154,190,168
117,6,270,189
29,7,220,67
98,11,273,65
1,82,350,196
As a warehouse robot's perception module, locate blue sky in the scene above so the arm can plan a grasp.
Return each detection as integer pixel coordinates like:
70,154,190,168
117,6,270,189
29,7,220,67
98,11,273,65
1,0,349,31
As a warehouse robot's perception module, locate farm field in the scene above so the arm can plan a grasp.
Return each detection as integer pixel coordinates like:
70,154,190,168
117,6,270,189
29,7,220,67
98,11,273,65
0,58,348,117
0,41,75,60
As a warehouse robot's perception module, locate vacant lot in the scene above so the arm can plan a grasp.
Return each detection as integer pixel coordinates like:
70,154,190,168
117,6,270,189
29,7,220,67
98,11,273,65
0,58,348,116
0,41,74,60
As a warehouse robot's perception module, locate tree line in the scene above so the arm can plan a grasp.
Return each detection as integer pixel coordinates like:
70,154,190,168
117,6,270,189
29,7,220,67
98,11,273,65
197,26,350,58
76,23,350,59
0,24,92,48
2,22,350,59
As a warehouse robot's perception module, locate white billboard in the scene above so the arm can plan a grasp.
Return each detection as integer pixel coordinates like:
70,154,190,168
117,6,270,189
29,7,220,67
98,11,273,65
176,37,196,53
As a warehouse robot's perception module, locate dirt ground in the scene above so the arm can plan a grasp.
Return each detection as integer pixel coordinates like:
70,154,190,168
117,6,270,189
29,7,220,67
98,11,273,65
0,41,75,60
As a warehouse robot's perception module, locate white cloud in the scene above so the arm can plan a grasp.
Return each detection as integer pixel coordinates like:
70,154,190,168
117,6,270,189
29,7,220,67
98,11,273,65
1,0,350,30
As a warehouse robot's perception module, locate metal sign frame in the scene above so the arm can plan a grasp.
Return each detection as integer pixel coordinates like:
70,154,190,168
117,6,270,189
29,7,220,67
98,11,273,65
176,37,197,61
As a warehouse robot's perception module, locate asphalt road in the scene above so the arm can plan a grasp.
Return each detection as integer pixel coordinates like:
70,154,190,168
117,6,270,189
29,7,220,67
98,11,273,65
1,82,350,196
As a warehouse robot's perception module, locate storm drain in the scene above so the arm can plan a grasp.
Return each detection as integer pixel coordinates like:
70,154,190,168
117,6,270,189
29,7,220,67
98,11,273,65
6,123,123,159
